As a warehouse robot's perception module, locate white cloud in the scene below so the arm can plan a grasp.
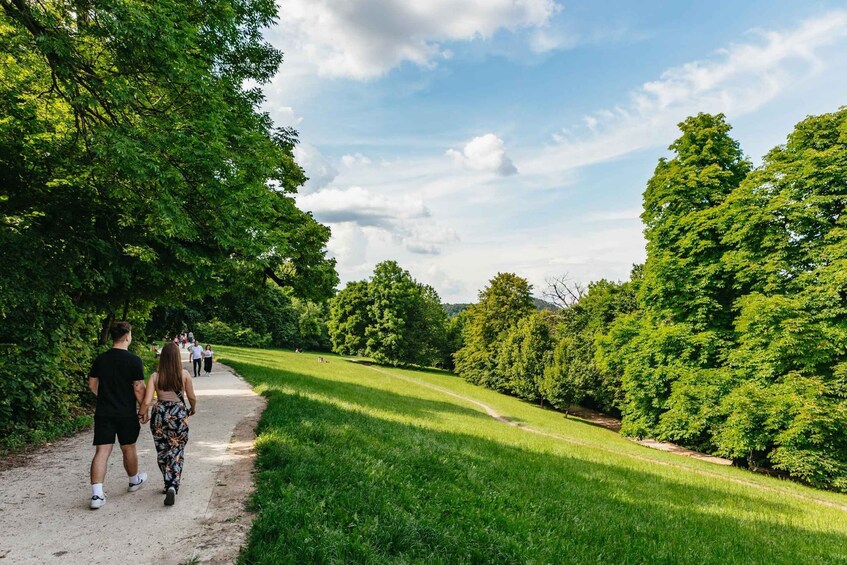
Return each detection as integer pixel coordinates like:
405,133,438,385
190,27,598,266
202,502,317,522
527,11,847,175
447,133,518,176
272,0,561,79
298,182,462,256
434,223,646,302
341,153,372,167
269,105,303,127
404,224,459,255
326,222,369,271
529,29,578,53
293,143,338,194
419,264,467,298
297,186,430,228
405,242,441,255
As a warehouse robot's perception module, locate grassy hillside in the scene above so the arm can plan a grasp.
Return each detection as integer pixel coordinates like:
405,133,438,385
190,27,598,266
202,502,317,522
218,347,847,564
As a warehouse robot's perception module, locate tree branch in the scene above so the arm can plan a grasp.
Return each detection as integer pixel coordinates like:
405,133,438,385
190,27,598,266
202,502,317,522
544,273,587,309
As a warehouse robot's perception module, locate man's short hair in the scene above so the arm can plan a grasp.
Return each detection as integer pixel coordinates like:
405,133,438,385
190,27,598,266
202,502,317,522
109,321,132,341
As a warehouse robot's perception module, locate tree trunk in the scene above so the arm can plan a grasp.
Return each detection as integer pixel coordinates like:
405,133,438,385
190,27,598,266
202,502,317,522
98,312,115,345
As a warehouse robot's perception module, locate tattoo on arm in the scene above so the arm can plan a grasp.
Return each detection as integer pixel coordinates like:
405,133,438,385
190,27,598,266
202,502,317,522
133,380,146,404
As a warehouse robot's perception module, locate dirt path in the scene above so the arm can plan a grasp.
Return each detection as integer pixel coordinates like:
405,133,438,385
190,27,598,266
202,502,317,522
0,350,265,564
563,405,731,465
363,363,847,514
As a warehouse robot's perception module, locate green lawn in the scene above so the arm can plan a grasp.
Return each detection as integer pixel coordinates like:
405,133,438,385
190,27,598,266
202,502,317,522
218,346,847,564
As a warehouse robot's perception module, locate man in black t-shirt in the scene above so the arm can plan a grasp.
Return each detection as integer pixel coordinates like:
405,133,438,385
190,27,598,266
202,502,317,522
87,321,149,509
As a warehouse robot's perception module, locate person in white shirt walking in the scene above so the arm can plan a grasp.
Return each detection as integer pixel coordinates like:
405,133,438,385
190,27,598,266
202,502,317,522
190,341,203,378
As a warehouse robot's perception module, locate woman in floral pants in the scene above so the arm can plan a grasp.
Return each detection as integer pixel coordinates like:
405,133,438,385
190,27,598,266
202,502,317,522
139,343,197,506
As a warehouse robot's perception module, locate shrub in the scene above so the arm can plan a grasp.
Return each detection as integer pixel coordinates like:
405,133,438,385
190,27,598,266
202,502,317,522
195,319,271,348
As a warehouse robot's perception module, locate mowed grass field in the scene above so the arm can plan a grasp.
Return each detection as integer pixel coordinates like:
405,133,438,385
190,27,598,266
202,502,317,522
218,347,847,564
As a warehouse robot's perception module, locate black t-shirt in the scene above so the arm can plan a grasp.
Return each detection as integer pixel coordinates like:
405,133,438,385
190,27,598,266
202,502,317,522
89,348,144,417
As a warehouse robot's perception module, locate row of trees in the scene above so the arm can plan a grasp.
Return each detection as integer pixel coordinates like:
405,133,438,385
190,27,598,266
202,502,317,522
608,110,847,491
148,285,331,351
0,1,336,443
452,110,847,492
453,272,637,414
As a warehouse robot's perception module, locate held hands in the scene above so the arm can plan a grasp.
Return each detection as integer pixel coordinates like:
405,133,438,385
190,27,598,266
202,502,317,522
138,405,150,424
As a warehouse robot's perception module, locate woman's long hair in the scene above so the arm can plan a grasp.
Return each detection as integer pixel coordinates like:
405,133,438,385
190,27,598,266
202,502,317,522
157,343,184,393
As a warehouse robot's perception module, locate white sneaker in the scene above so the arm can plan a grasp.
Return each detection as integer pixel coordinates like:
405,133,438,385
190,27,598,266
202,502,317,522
90,495,106,510
127,471,148,492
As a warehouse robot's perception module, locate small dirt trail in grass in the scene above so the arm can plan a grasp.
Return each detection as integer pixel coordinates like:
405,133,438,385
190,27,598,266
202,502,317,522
363,363,847,514
0,351,265,564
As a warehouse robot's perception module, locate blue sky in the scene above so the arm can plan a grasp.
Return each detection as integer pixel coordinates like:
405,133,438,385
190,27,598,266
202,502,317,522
261,0,847,302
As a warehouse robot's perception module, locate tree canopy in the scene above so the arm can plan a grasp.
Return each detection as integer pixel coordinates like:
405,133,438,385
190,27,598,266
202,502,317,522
328,261,450,367
0,0,336,443
454,272,535,389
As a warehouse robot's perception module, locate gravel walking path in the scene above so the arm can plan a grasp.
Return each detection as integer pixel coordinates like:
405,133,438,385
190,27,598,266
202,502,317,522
0,350,265,564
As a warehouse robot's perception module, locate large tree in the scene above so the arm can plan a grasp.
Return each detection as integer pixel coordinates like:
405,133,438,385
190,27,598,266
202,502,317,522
715,108,847,489
609,114,750,442
454,273,535,388
328,262,449,367
0,0,335,321
496,311,553,403
0,0,336,441
328,281,372,356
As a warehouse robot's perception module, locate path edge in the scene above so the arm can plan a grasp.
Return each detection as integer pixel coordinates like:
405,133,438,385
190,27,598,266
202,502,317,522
185,363,267,564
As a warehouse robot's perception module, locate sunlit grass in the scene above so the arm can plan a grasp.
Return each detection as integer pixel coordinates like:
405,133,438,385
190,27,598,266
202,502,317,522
220,347,847,564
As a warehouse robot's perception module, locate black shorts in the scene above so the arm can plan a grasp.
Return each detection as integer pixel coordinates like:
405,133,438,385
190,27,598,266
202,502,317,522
93,415,140,446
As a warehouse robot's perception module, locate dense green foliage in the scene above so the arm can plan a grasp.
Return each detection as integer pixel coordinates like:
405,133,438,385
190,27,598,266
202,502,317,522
0,0,335,444
220,346,847,564
194,319,272,349
147,285,331,351
327,281,371,356
544,272,640,414
601,110,847,490
715,109,847,489
604,114,750,443
454,272,535,388
450,110,847,492
495,311,553,403
328,261,450,366
454,272,635,412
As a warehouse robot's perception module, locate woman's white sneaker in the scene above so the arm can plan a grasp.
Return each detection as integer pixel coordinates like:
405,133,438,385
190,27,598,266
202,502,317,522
90,495,106,510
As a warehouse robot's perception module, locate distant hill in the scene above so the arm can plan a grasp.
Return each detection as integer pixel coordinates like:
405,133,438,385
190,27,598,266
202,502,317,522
442,303,471,318
532,297,560,311
442,297,559,318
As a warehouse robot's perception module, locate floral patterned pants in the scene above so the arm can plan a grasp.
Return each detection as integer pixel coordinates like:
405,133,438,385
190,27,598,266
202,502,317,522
150,401,189,492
